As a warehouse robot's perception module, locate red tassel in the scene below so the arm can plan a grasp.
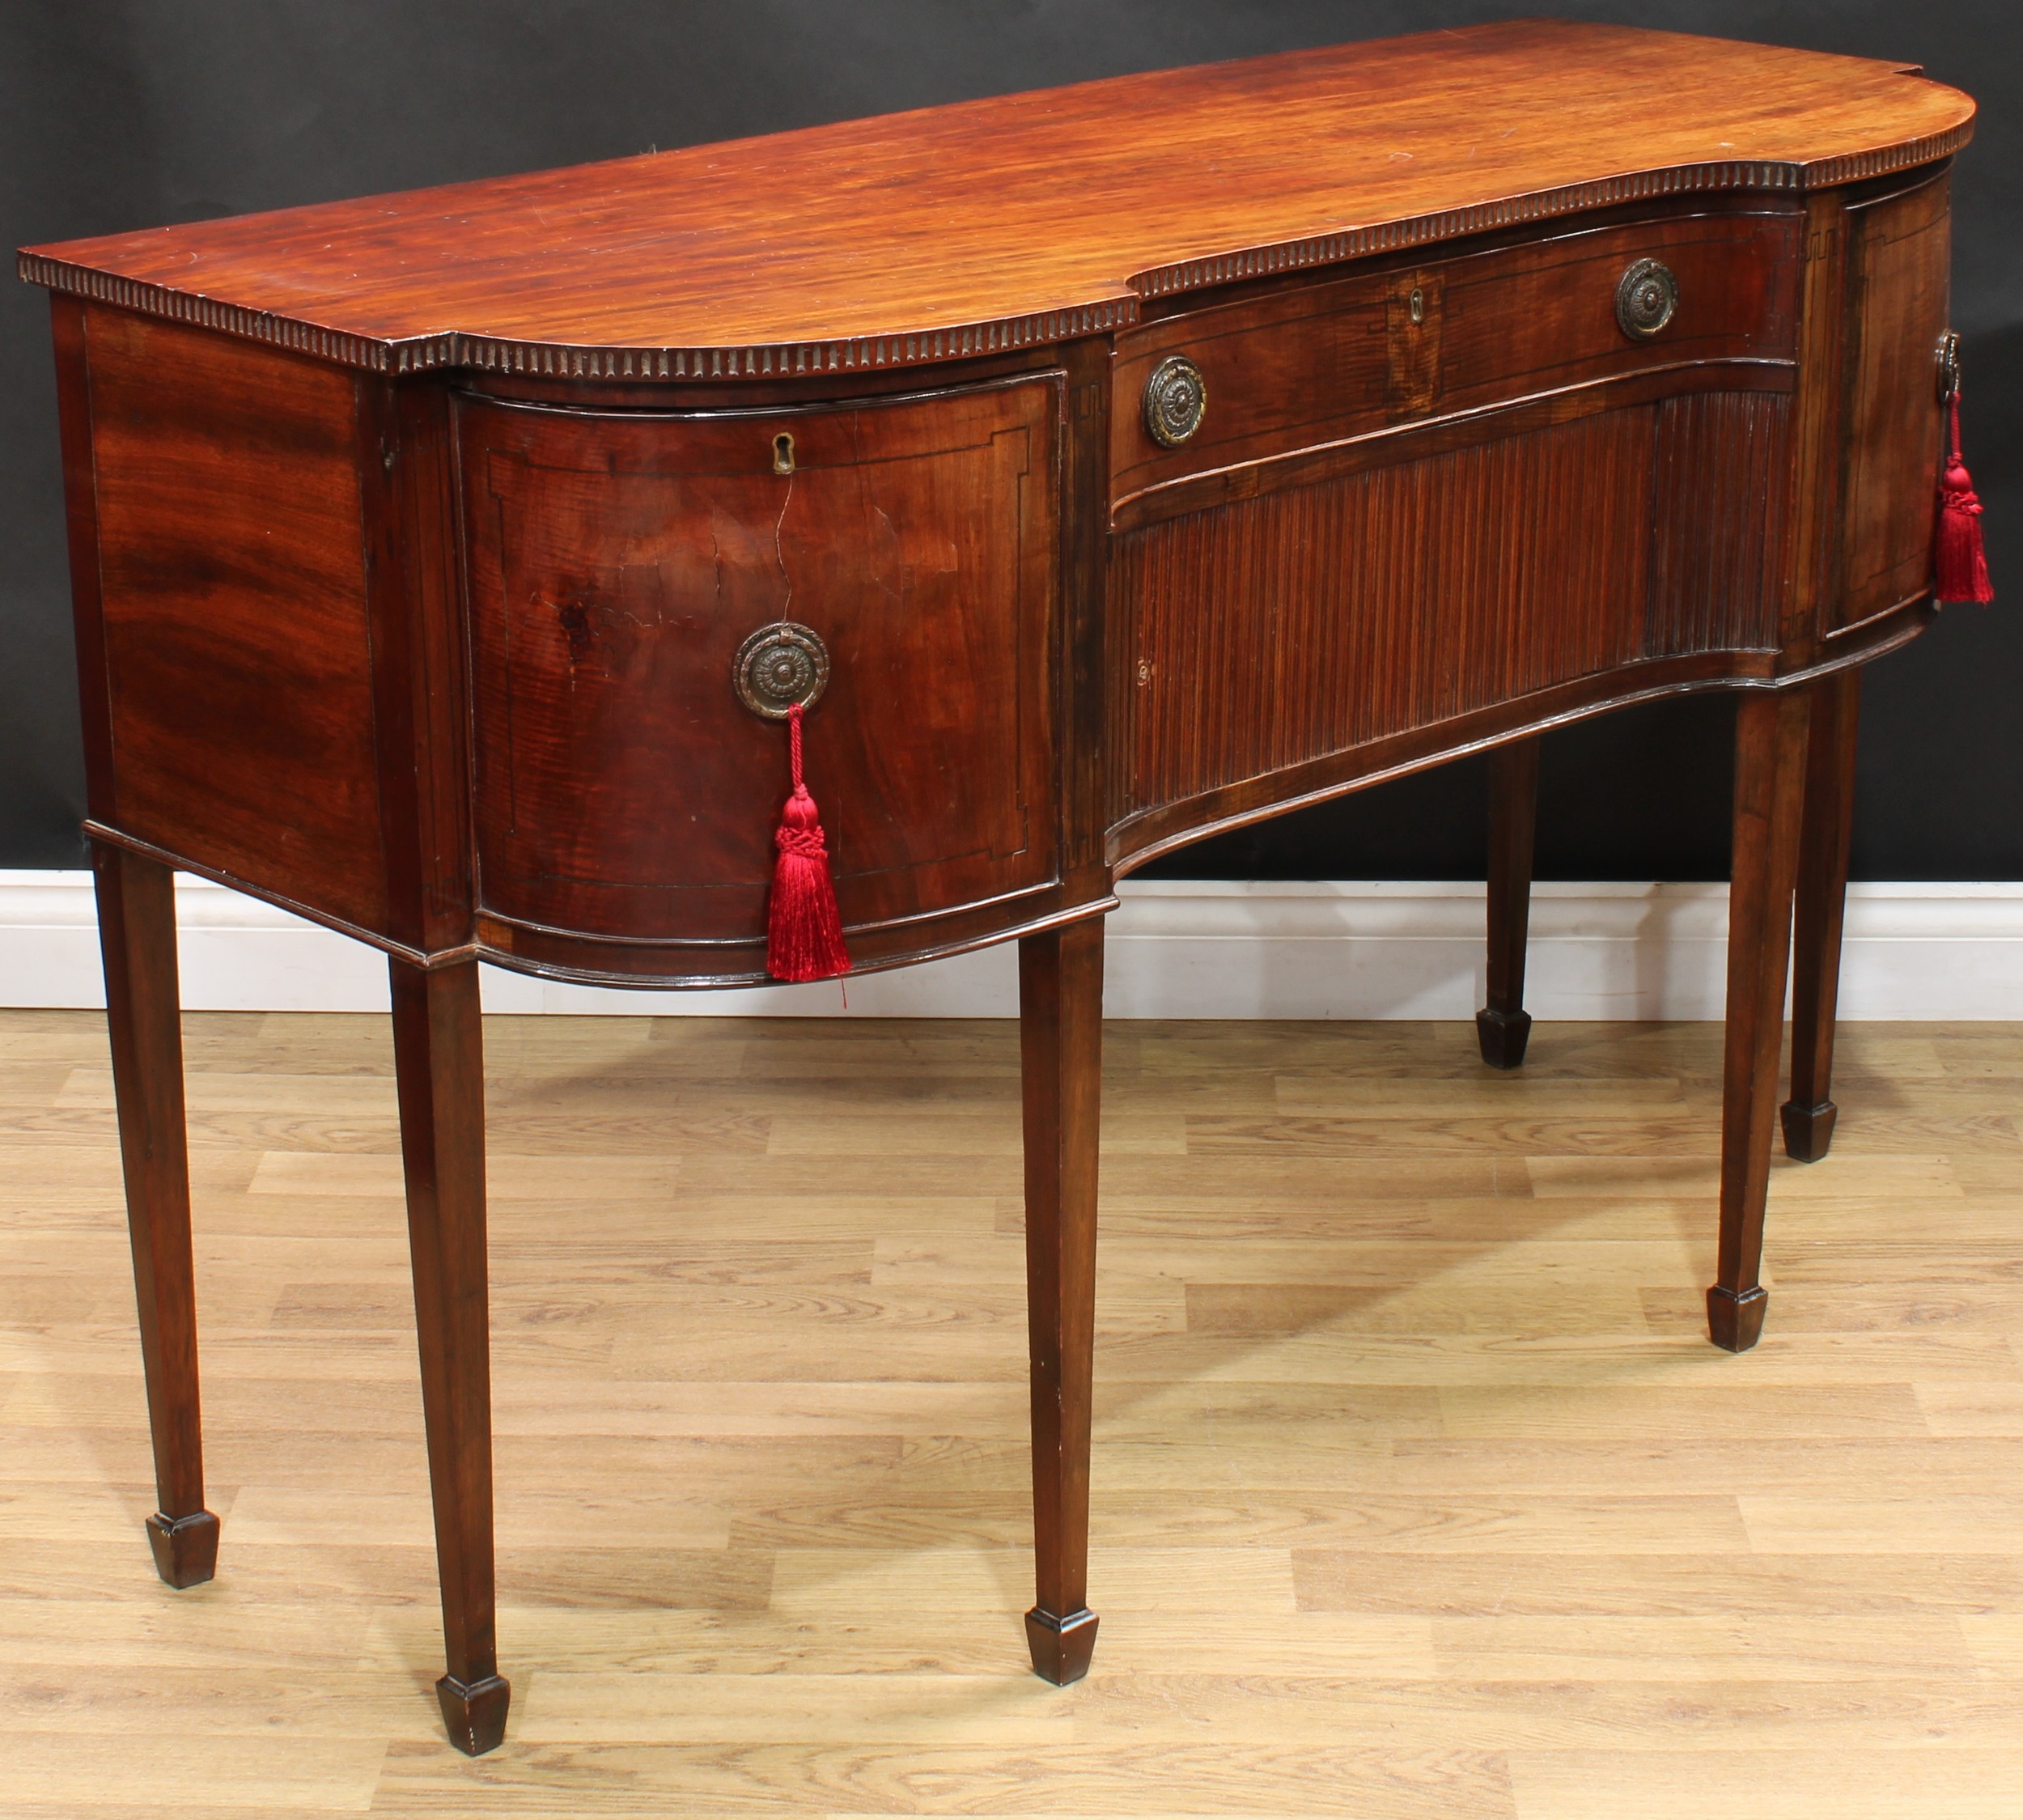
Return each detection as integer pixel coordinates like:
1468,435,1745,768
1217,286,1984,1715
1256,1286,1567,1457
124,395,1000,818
766,704,850,982
1936,392,1995,604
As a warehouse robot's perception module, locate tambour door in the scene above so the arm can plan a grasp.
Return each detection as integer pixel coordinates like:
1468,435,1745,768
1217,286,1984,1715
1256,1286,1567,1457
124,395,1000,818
459,375,1060,953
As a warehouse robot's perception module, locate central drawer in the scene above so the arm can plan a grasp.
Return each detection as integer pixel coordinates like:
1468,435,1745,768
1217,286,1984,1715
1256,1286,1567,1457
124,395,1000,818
458,375,1061,953
1111,207,1801,514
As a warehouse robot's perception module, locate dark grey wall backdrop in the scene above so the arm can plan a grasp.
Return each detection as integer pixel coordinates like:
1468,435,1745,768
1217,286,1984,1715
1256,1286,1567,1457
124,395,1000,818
2,2,2017,880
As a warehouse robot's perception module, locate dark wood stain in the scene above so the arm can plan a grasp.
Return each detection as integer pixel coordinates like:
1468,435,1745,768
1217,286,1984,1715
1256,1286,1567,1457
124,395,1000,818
93,842,219,1590
83,311,388,933
1783,666,1864,1162
1478,736,1540,1071
1018,919,1105,1686
1707,689,1812,1353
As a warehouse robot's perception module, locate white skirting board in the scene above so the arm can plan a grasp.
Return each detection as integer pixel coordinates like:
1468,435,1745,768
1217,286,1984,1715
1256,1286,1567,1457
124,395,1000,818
2,871,2020,1019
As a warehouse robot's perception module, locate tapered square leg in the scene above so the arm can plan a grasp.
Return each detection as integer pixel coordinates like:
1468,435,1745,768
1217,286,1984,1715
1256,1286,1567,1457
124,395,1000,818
1474,1008,1533,1071
1779,1099,1838,1165
435,1672,511,1758
1018,918,1105,1685
1708,693,1809,1352
392,958,509,1754
1478,736,1540,1070
1780,668,1861,1162
1024,1606,1100,1685
1705,1283,1769,1354
145,1509,222,1589
96,844,220,1585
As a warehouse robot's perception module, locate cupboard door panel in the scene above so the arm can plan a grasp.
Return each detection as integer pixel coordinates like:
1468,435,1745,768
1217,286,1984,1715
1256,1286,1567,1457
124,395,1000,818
462,376,1060,944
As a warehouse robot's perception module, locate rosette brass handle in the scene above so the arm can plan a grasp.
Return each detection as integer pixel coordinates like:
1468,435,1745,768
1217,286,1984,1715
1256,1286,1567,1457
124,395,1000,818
733,622,829,719
1615,257,1678,341
1143,354,1207,448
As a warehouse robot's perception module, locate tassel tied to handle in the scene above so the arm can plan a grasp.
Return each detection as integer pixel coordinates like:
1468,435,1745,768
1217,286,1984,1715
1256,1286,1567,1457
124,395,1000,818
766,704,850,983
1936,386,1995,605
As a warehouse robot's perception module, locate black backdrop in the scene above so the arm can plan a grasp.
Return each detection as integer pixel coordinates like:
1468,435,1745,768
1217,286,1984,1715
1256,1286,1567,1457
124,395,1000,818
2,2,2017,880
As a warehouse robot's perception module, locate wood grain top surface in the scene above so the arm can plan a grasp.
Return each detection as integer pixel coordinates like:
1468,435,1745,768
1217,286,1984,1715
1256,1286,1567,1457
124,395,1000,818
19,19,1974,377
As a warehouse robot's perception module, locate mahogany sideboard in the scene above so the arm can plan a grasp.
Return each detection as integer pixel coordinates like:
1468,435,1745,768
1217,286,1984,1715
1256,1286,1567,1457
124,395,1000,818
21,21,1978,1753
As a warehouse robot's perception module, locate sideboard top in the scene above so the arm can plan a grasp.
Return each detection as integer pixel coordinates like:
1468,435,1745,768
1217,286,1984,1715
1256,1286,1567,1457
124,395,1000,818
19,19,1974,380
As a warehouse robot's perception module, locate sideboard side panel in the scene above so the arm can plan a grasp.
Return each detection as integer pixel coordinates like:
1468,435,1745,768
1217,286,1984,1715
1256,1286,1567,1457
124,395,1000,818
81,308,387,931
1834,170,1950,633
49,297,117,825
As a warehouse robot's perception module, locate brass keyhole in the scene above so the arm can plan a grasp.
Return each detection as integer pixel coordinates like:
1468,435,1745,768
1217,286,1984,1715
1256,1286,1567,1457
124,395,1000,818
772,431,795,475
1409,286,1424,326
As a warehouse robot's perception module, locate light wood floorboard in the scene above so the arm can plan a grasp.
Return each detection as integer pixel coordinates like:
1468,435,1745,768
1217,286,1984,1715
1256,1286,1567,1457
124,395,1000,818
2,1010,2021,1815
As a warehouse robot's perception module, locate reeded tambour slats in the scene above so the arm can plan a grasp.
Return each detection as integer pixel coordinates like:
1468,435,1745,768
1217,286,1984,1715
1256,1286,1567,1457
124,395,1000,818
1115,392,1790,820
1648,389,1792,659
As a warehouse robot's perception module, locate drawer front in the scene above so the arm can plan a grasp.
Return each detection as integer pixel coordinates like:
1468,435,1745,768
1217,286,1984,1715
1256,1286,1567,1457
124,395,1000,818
460,375,1059,948
1112,209,1800,510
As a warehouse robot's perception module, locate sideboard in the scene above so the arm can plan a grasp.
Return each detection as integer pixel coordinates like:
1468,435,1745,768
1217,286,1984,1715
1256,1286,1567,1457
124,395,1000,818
21,19,1977,1753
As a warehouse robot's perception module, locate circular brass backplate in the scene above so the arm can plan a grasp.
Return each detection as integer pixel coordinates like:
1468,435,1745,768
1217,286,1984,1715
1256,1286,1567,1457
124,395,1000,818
1615,258,1679,342
733,622,829,719
1143,354,1208,448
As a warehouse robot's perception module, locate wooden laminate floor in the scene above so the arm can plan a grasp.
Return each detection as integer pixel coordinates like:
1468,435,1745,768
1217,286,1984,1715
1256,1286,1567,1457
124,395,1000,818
3,1008,2022,1817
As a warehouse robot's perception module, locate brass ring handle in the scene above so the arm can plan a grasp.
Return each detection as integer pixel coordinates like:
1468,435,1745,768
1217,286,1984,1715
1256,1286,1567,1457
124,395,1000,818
733,622,829,719
1937,329,1962,403
1143,354,1207,448
1615,257,1678,341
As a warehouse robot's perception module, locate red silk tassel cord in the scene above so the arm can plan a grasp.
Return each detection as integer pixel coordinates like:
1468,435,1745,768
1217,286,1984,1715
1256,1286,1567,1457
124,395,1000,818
1936,388,1995,605
766,703,851,982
